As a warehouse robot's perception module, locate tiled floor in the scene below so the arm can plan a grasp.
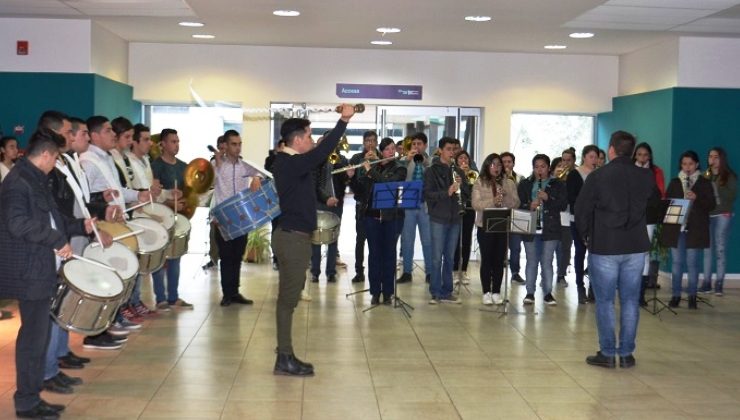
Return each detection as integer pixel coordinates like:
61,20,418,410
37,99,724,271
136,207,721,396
2,208,740,419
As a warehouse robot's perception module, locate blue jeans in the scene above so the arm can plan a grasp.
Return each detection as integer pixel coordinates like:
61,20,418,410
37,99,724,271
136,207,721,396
364,217,401,296
671,232,701,297
703,214,733,291
152,257,181,304
130,274,142,306
509,234,522,274
589,252,644,357
401,207,432,274
311,241,337,277
44,322,69,380
523,237,558,295
429,221,460,299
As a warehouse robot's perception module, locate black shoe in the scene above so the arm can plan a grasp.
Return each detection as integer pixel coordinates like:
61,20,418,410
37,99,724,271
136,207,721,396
231,294,254,305
383,294,393,305
668,296,680,308
82,334,123,350
370,294,380,305
425,274,431,284
42,375,73,394
58,357,83,370
619,354,636,368
586,351,616,369
40,400,65,413
16,401,62,419
274,353,314,376
311,275,319,283
56,371,83,386
577,287,587,305
327,275,337,283
688,295,698,310
202,261,215,270
557,276,568,287
511,273,525,284
220,297,232,307
64,351,90,364
351,273,365,283
397,272,412,284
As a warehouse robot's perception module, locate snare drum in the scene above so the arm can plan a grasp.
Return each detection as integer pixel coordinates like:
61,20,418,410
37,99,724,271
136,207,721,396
128,217,170,274
82,242,140,303
311,210,341,245
211,180,281,241
133,202,176,240
51,260,124,335
96,221,139,253
166,215,191,259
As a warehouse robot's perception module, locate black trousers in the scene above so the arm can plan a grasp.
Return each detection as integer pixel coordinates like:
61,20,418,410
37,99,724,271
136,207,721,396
454,208,476,272
15,298,52,411
354,203,367,273
215,229,249,298
477,229,507,294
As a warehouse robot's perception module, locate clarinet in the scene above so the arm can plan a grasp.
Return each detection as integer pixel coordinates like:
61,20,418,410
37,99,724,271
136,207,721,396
535,179,543,231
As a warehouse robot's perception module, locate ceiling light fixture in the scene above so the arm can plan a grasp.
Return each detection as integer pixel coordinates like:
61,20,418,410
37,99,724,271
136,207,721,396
465,16,492,22
569,32,594,39
192,34,215,39
179,22,204,27
371,40,392,45
273,10,300,17
376,27,401,34
544,45,567,50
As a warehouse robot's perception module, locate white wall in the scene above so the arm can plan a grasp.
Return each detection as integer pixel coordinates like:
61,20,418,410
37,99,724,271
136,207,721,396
0,18,91,73
91,23,128,83
618,38,679,96
128,43,618,163
678,37,740,89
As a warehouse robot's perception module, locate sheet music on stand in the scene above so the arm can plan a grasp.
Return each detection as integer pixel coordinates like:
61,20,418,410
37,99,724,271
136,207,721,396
662,198,692,231
510,209,537,234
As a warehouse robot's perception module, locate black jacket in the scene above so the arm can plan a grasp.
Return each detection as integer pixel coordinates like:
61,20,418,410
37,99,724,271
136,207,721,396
660,176,715,249
518,177,568,241
359,160,407,221
0,158,85,300
424,161,471,225
574,156,658,255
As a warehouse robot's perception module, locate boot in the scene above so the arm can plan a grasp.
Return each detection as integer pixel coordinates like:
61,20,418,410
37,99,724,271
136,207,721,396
639,276,648,307
669,296,680,308
688,295,698,310
274,353,314,376
577,286,587,305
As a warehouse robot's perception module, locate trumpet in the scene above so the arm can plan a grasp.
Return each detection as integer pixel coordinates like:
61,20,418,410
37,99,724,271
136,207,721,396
328,135,350,165
557,164,574,180
466,170,479,185
703,167,713,179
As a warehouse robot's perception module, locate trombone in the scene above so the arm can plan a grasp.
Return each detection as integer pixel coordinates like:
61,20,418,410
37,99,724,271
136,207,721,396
331,156,400,174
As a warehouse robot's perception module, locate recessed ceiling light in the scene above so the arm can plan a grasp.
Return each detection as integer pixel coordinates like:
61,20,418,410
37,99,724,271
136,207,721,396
465,16,492,22
179,21,204,27
192,34,215,39
569,32,594,39
376,27,401,34
273,10,300,17
371,40,392,45
544,45,567,50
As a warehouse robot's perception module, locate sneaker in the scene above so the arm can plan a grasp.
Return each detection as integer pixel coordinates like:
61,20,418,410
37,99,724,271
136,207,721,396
300,290,312,301
544,293,557,306
106,324,130,337
715,290,724,297
171,298,194,309
523,294,535,304
557,276,568,287
133,303,156,316
482,292,493,306
105,332,128,343
461,271,470,285
327,275,337,283
491,293,503,305
397,272,412,284
56,371,83,386
511,273,525,284
156,301,171,312
43,375,73,394
117,319,142,331
698,282,712,294
440,295,462,304
311,275,319,283
429,297,439,305
82,335,123,350
120,306,140,322
619,354,636,368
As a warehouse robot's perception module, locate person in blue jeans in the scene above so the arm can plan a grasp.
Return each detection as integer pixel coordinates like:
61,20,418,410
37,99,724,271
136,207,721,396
575,130,660,369
424,137,470,304
701,147,737,296
399,133,432,284
517,154,567,306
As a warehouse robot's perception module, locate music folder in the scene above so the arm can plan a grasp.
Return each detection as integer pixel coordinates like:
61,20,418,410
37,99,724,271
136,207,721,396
483,208,511,233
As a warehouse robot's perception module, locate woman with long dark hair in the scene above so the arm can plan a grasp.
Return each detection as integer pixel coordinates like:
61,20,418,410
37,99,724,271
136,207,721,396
662,150,715,309
700,147,737,295
0,136,19,182
472,153,520,305
633,142,666,198
453,150,476,285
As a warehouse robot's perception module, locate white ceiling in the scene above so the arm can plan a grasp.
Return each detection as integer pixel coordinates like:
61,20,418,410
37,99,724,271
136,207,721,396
1,0,740,55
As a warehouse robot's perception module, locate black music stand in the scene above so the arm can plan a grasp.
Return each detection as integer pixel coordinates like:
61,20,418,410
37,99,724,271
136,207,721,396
480,208,538,317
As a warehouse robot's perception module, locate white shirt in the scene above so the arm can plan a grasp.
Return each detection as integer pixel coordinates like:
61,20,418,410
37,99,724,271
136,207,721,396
80,144,139,207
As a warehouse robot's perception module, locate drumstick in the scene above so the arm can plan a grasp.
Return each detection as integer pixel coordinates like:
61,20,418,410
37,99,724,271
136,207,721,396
174,180,178,215
71,254,117,272
125,201,152,213
80,205,104,247
149,187,154,211
89,230,144,248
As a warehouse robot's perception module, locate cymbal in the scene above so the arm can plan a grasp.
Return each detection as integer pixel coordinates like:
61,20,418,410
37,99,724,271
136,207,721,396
184,158,215,193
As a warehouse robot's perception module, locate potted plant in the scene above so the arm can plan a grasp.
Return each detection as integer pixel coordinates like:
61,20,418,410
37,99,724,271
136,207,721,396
244,225,271,263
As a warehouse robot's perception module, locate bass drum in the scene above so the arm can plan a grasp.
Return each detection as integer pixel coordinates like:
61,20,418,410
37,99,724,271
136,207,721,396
166,215,191,259
311,210,340,245
82,242,140,304
51,260,124,336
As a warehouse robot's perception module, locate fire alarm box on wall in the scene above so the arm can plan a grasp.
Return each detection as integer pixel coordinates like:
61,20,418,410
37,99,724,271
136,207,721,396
17,41,29,55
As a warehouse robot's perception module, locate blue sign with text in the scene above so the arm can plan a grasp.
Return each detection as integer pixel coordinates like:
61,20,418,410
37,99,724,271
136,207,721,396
336,83,423,100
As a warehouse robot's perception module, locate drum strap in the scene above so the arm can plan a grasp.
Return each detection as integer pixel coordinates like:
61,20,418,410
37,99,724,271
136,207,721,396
62,153,91,202
56,160,89,219
128,152,153,189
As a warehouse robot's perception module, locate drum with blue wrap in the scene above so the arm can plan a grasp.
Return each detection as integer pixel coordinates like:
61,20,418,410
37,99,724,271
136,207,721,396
211,180,281,240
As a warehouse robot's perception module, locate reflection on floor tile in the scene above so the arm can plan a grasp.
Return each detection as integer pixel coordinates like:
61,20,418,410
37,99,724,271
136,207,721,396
2,203,740,419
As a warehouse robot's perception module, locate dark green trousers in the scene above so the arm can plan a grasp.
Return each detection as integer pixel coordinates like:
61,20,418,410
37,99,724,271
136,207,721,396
272,229,312,354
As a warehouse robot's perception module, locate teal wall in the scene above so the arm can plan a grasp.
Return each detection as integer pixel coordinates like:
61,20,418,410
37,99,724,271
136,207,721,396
597,87,740,273
0,72,139,146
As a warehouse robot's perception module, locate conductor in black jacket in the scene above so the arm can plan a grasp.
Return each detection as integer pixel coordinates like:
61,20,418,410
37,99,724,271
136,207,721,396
271,105,355,376
575,130,659,369
0,129,95,418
